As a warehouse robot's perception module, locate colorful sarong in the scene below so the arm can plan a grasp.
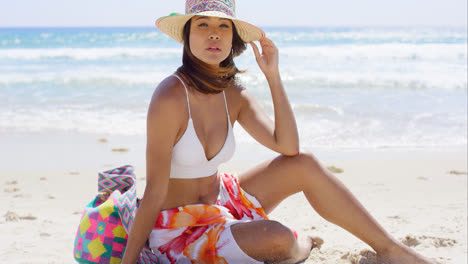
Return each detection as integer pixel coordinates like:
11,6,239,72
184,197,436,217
149,173,267,264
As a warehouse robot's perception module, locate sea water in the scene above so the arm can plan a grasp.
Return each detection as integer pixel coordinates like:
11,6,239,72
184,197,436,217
0,27,466,150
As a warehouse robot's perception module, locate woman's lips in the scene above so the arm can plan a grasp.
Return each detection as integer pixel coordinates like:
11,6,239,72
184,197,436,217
206,46,221,52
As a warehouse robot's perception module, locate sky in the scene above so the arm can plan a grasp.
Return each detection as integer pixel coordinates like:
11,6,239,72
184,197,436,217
0,0,466,28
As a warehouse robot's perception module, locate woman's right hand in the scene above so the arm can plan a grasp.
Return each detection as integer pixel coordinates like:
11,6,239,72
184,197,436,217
250,37,280,79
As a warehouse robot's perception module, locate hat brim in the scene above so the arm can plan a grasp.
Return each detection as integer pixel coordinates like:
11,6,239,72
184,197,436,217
156,11,265,44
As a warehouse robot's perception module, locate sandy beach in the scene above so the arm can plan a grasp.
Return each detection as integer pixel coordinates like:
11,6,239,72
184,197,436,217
0,131,466,263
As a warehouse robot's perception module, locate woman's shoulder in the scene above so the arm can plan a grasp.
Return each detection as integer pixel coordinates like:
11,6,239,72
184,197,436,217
153,74,186,100
150,75,186,105
224,80,248,118
148,74,187,117
227,80,254,106
230,80,246,93
226,80,247,99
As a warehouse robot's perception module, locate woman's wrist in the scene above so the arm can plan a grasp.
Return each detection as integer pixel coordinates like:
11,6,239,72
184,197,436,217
265,70,281,87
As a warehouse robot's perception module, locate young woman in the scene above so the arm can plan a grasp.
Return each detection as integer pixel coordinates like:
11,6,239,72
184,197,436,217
122,1,434,263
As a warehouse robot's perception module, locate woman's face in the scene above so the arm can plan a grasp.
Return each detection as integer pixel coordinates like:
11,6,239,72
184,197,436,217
189,16,233,66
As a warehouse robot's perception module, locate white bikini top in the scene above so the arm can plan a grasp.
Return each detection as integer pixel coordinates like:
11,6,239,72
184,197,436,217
170,74,235,179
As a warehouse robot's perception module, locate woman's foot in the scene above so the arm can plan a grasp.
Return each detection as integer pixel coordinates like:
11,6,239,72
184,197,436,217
294,235,324,263
377,242,434,264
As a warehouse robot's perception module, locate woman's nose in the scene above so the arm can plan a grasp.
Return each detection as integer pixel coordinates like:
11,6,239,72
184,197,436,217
209,34,220,40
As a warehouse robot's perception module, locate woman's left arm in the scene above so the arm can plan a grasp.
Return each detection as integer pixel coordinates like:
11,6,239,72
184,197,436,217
237,37,299,156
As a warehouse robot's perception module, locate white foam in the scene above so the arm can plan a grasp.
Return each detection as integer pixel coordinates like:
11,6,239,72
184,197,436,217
0,47,182,60
279,44,467,62
0,108,146,135
0,71,170,88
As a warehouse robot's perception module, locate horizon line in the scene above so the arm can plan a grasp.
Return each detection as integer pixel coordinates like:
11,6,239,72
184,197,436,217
0,24,467,29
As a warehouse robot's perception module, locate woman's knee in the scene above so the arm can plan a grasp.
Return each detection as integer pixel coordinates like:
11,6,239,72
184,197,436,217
232,220,297,261
261,220,297,260
286,152,323,176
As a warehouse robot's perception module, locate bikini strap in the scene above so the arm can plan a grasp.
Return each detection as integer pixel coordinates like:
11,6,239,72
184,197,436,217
173,74,191,118
222,90,230,122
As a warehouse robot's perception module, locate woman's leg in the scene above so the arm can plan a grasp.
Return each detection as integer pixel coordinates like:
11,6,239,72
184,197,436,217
225,219,322,263
231,152,433,264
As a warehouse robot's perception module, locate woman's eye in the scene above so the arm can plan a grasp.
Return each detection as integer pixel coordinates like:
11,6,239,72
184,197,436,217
220,24,230,28
198,23,208,27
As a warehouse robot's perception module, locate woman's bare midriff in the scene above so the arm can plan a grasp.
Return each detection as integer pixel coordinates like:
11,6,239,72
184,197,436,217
160,172,221,211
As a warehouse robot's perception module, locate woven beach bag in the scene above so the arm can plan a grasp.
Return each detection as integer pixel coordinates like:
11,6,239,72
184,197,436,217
73,165,159,264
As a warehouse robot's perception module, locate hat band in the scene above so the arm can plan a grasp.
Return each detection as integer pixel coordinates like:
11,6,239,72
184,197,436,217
187,1,235,17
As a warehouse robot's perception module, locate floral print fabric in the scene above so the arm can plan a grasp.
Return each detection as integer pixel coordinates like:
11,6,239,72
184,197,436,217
149,173,268,264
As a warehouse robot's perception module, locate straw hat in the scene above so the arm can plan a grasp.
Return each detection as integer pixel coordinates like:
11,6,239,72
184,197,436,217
156,0,265,44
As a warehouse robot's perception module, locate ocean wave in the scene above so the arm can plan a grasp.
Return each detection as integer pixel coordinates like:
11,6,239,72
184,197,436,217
0,108,146,135
296,118,467,149
278,43,467,62
1,107,465,149
285,73,467,91
0,29,171,48
292,104,344,115
239,71,467,91
0,47,182,61
267,27,467,45
1,69,465,91
0,72,167,89
257,101,344,116
2,27,465,49
0,43,465,63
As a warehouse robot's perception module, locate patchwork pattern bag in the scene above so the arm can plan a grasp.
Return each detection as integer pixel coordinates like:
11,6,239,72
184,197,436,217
73,165,159,264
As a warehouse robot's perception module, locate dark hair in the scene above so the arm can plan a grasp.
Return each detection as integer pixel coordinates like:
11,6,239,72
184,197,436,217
176,18,247,94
